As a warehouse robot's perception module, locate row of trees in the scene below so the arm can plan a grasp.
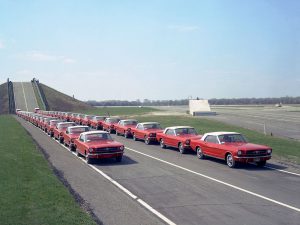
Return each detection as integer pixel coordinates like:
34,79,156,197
86,96,300,106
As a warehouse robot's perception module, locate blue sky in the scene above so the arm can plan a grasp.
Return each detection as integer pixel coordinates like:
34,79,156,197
0,0,299,101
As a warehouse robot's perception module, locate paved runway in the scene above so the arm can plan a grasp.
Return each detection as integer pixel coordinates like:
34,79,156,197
16,116,300,225
13,82,38,112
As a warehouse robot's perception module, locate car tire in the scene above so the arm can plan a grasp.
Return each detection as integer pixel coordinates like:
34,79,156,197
196,147,204,159
76,148,80,157
133,134,137,141
179,143,186,154
160,139,166,149
124,132,129,139
144,136,150,145
256,160,266,167
226,153,236,168
116,156,122,162
59,138,64,144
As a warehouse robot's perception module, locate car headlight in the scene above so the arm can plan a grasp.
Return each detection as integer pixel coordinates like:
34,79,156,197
267,149,272,154
120,146,124,151
88,148,94,153
185,139,191,145
237,150,242,156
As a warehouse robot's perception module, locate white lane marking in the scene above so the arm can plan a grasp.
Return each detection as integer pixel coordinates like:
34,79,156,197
21,82,28,111
125,147,300,213
265,166,300,177
48,132,176,225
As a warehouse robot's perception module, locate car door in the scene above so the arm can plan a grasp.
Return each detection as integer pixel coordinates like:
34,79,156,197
203,135,221,157
77,134,86,154
164,129,176,146
136,124,144,139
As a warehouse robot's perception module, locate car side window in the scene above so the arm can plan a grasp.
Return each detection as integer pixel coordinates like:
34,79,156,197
79,135,85,142
205,135,219,144
166,129,175,136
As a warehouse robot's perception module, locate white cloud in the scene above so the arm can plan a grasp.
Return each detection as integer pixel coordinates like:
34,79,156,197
18,51,75,64
168,25,200,32
0,40,4,48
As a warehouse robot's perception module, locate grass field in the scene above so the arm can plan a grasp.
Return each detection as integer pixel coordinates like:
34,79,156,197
134,115,300,164
0,115,97,225
82,106,159,116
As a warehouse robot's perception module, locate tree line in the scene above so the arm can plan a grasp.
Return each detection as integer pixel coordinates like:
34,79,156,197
86,96,300,106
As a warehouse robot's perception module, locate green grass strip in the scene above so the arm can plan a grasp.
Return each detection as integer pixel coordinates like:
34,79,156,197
0,115,97,225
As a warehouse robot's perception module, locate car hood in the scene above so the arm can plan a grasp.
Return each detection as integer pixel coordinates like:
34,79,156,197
223,142,270,150
86,140,122,148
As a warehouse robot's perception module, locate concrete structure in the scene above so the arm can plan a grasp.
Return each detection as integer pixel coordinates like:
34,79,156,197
189,99,216,116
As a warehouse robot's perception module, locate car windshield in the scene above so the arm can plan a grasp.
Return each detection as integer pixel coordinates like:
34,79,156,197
50,120,62,126
175,128,197,135
58,123,75,129
94,116,105,121
107,118,119,123
86,133,112,142
218,134,247,143
69,127,90,134
85,116,93,119
123,120,138,125
143,123,162,129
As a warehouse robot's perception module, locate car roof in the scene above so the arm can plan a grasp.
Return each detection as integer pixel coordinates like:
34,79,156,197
68,125,89,129
120,119,138,122
165,126,194,129
57,122,75,125
138,122,160,125
81,131,109,135
205,131,240,136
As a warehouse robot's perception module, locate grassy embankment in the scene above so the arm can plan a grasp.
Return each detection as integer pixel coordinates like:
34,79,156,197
78,107,300,164
32,83,45,110
0,115,97,225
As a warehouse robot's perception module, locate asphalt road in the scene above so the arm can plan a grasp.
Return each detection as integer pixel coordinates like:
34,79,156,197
153,105,300,141
13,82,38,112
16,116,300,225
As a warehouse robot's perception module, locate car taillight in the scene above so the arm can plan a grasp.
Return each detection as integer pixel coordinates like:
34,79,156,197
185,139,190,145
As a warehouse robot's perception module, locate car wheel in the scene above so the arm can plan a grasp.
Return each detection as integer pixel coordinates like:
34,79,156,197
226,153,236,168
86,155,92,164
144,136,150,145
160,139,166,149
116,156,122,162
59,138,64,144
196,147,204,159
256,160,266,167
124,132,129,139
179,143,186,154
133,134,137,141
76,148,80,156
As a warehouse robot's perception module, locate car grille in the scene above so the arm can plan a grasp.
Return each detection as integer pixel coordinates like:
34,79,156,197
94,147,120,153
245,150,268,157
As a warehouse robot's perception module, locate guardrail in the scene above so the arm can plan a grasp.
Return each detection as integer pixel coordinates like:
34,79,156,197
32,78,49,110
7,79,16,114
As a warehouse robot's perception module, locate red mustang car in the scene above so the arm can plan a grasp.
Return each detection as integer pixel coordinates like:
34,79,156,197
156,126,202,154
74,131,124,163
102,117,121,133
90,116,106,130
53,122,76,143
75,114,85,125
63,125,90,150
190,132,272,168
115,119,138,138
47,119,64,137
81,115,95,126
131,122,163,145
